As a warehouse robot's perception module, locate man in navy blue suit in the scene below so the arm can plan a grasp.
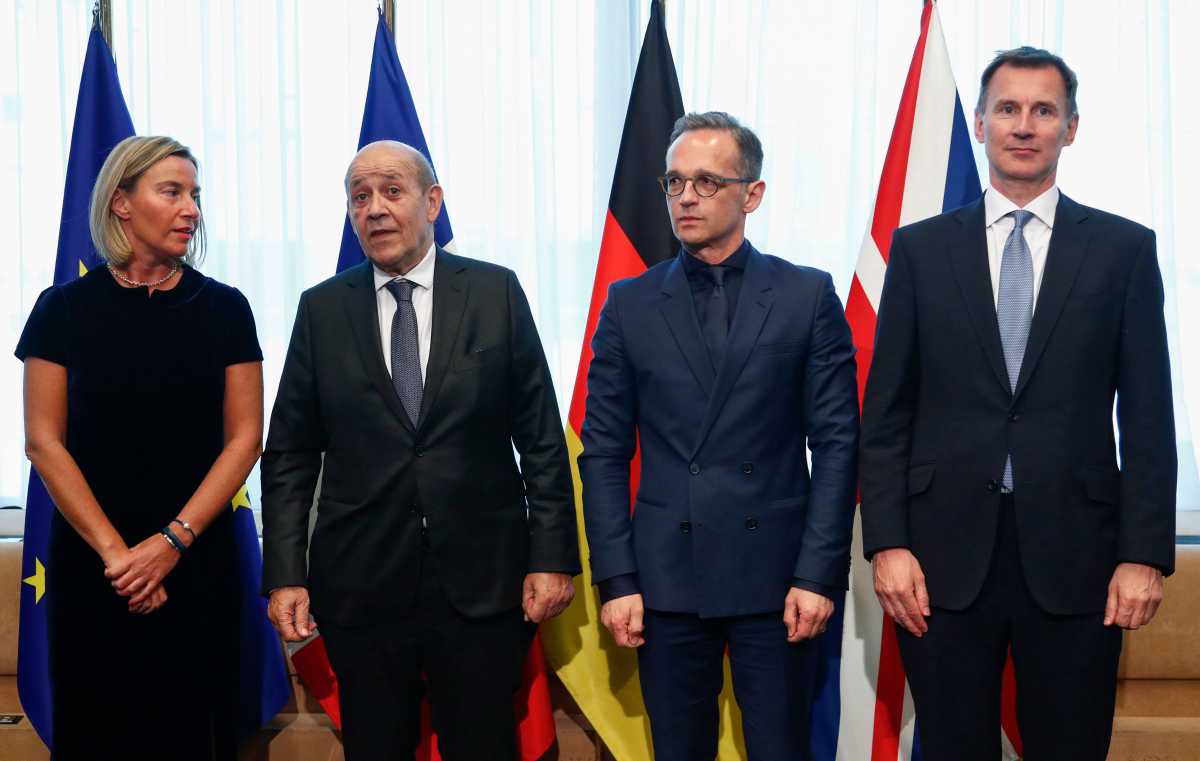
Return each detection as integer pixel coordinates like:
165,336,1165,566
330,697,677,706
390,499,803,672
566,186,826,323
580,112,860,761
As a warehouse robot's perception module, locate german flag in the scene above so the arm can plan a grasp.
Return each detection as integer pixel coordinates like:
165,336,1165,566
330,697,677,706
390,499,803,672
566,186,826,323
541,1,683,758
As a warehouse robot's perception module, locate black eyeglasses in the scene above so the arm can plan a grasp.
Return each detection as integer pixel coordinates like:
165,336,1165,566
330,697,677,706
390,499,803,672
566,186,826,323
658,174,755,198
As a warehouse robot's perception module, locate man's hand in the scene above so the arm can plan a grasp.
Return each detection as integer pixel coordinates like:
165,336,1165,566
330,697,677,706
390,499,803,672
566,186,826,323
600,593,645,647
1104,562,1164,629
872,548,930,637
783,588,834,643
268,586,316,642
522,572,575,623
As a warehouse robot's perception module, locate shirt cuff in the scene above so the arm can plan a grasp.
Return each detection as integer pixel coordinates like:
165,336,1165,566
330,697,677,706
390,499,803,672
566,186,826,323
598,573,641,603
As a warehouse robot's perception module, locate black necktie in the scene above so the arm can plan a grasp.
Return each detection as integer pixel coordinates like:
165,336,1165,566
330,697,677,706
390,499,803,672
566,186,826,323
385,279,423,426
702,265,729,372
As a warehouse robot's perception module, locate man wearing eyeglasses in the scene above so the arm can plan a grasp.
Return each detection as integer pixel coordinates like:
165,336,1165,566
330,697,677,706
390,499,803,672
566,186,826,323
579,111,859,761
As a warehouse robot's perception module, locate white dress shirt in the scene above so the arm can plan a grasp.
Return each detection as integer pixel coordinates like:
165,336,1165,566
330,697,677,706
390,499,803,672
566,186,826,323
373,242,435,382
984,185,1059,311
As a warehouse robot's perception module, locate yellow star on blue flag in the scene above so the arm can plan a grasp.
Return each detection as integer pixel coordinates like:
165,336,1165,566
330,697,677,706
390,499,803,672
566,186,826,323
232,483,251,511
23,558,46,604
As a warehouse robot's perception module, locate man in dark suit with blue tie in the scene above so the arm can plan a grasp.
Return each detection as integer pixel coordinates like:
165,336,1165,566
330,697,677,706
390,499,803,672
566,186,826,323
861,48,1176,760
262,141,578,761
580,112,860,761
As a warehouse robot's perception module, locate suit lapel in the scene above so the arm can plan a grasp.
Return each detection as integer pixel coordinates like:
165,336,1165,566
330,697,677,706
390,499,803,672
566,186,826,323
417,248,469,427
691,246,773,458
948,199,1011,396
658,255,714,399
343,262,415,433
1013,194,1090,400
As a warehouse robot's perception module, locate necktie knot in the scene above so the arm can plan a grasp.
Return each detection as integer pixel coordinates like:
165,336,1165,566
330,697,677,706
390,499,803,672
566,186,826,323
1009,209,1033,231
386,279,414,303
705,265,728,289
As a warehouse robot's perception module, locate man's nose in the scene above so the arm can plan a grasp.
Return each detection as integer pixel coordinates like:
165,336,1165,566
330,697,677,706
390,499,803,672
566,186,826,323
679,179,700,205
365,193,387,218
1013,109,1035,136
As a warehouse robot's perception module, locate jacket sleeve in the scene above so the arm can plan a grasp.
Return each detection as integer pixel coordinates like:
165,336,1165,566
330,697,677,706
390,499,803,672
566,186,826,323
859,231,921,558
1115,229,1177,574
793,272,860,589
578,282,641,586
505,270,581,575
260,292,326,593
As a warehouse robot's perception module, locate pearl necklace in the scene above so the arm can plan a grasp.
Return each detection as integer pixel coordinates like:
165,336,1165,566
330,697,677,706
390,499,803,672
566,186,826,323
108,261,181,289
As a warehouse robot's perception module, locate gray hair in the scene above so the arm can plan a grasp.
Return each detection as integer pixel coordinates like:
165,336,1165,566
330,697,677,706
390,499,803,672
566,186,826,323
668,111,764,181
89,135,206,267
976,46,1079,117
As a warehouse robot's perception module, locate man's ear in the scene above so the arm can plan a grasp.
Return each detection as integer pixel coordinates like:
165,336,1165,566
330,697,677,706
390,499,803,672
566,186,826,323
1063,112,1079,146
425,184,445,223
742,179,766,214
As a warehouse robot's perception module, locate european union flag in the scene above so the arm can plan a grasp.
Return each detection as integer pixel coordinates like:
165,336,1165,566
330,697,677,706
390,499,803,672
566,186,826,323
18,22,134,747
336,10,455,274
230,486,290,739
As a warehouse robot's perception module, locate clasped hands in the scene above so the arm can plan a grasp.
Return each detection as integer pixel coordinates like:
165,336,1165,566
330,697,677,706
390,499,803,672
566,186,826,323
600,587,834,648
871,548,1164,636
103,531,187,615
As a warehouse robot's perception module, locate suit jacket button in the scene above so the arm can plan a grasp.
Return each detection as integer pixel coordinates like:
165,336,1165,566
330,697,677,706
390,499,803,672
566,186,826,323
742,462,753,474
1009,412,1020,422
415,445,425,457
986,480,999,492
689,463,701,475
679,521,691,534
745,517,758,531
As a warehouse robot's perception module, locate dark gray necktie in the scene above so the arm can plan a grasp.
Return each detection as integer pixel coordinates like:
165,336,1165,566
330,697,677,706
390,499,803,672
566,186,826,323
702,265,729,372
997,210,1034,490
385,279,422,426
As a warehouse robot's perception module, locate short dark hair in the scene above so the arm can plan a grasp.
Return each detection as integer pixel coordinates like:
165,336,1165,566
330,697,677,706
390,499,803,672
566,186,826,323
668,111,764,181
976,46,1078,117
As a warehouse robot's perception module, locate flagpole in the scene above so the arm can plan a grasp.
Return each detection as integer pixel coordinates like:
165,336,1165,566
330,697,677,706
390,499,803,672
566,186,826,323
93,0,112,48
380,0,394,33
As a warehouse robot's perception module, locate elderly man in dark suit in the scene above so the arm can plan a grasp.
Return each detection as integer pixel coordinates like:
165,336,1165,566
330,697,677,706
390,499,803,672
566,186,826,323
581,112,860,761
261,140,579,761
861,47,1176,761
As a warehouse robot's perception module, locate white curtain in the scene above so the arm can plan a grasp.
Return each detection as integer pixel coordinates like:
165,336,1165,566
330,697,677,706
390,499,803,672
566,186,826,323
1,0,1197,527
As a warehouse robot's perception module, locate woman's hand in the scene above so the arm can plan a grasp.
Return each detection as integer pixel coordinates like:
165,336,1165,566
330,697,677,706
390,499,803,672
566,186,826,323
128,582,168,614
105,532,186,605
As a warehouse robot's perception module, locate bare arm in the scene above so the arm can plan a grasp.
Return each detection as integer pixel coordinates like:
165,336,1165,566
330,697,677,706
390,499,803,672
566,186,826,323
176,360,264,534
109,361,264,604
23,357,127,564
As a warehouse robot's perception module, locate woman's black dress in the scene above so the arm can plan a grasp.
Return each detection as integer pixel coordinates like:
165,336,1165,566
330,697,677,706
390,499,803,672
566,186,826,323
16,264,262,760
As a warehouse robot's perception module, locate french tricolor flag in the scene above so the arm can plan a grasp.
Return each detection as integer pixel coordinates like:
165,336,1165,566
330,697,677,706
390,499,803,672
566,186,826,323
836,3,1021,759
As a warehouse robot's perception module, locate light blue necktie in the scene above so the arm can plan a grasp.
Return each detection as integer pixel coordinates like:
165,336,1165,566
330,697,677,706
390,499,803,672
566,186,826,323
997,210,1033,491
386,279,423,426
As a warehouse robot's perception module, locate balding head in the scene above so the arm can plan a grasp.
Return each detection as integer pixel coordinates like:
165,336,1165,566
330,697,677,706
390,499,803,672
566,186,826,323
345,140,436,194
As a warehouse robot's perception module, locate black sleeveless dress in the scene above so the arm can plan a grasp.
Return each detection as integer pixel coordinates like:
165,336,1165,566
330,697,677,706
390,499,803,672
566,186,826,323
16,264,262,760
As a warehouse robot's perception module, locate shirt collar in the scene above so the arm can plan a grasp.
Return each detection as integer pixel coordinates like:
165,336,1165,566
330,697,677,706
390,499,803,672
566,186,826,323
373,241,437,293
680,238,751,274
984,185,1060,229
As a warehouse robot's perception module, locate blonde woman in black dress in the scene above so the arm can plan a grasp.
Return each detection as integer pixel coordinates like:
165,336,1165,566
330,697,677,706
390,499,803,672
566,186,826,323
18,135,263,760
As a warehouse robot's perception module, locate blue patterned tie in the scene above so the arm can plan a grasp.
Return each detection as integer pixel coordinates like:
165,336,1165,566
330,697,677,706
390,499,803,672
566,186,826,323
386,279,423,426
997,210,1033,490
